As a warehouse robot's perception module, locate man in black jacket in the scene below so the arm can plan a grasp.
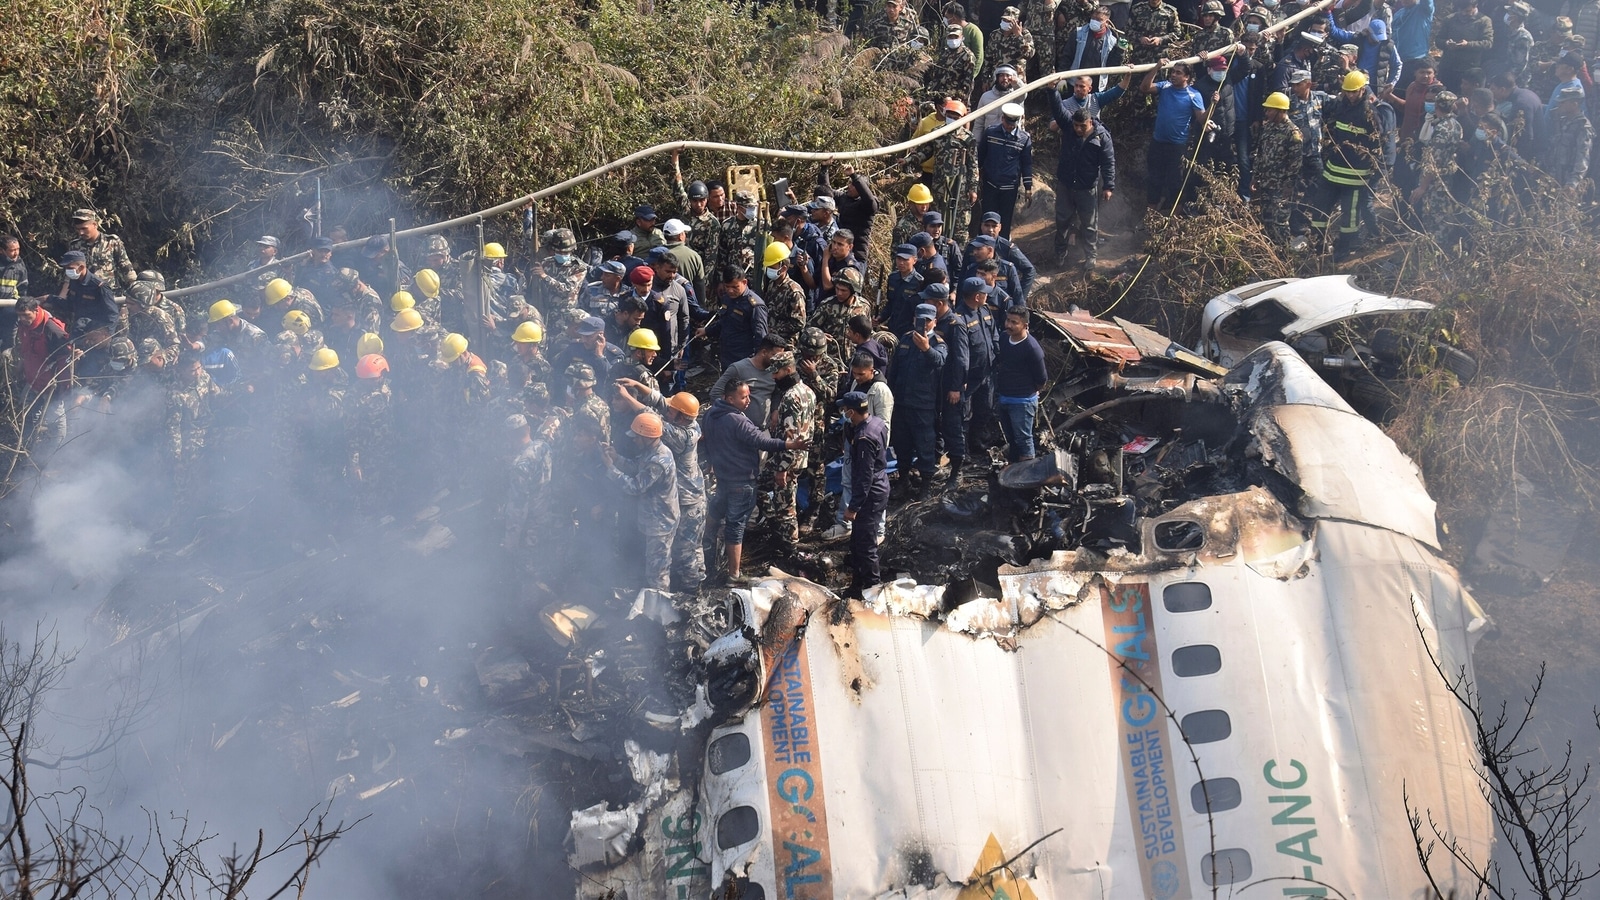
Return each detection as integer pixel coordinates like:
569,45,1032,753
0,236,29,351
815,161,880,257
1048,109,1116,267
838,391,890,598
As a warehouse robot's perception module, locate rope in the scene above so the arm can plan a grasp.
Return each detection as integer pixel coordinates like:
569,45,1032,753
166,0,1339,300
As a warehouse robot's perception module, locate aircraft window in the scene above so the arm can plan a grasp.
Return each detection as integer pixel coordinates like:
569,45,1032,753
1218,299,1296,342
1154,520,1206,552
717,806,760,850
1172,645,1222,677
708,733,752,775
1190,777,1242,813
1180,709,1232,743
1163,582,1212,613
1202,848,1253,886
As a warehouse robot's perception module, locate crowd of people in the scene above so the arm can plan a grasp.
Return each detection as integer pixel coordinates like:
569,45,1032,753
868,0,1593,262
0,185,1049,601
3,0,1597,603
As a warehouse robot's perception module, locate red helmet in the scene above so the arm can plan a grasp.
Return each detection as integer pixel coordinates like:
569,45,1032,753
356,353,390,379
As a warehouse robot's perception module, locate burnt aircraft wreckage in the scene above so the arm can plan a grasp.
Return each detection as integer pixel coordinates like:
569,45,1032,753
567,314,1494,899
84,308,1491,899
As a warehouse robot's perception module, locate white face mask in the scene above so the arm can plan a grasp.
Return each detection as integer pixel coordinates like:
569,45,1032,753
946,37,963,48
743,205,758,219
1210,70,1227,82
554,253,573,265
1001,20,1014,30
65,268,81,281
1089,18,1106,32
764,266,781,280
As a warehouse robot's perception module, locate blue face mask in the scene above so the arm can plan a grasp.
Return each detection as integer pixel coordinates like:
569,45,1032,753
554,253,573,265
1424,101,1436,114
1474,127,1488,140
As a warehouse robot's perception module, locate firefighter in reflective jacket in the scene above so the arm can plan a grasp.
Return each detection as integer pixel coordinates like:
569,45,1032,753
1312,70,1384,260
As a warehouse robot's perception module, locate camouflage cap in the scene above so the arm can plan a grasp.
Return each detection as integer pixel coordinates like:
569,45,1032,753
563,308,591,329
1002,6,1020,19
523,381,550,406
108,337,136,364
127,282,159,305
549,228,577,252
337,267,363,287
425,235,451,254
566,362,597,386
733,189,758,205
767,350,796,370
138,337,163,359
503,413,528,431
835,267,862,290
799,326,830,352
70,208,99,223
137,269,166,289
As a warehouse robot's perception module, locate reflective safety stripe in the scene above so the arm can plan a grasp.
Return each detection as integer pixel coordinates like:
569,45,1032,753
1332,121,1371,136
1324,162,1372,185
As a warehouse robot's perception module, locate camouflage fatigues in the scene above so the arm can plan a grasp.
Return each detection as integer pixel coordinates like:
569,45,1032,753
535,258,590,314
1127,0,1180,64
1504,26,1533,85
983,24,1035,86
867,7,921,68
278,288,324,327
674,183,724,268
764,273,808,342
1311,44,1349,95
716,217,762,286
1054,0,1096,40
759,381,817,551
504,436,556,565
811,296,873,347
1253,119,1305,241
921,44,977,104
890,212,927,250
907,128,981,244
1548,112,1593,189
1191,21,1235,57
655,407,706,590
349,382,397,515
1022,0,1057,74
571,393,611,444
127,306,180,365
1420,115,1465,233
607,441,679,591
68,232,137,288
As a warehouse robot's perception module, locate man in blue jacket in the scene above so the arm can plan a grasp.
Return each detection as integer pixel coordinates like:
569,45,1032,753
888,303,948,489
702,379,808,583
700,267,768,372
839,391,891,598
956,276,1000,453
976,103,1035,238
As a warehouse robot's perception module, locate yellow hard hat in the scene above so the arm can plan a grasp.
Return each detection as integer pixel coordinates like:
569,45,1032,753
308,347,340,371
413,268,441,299
482,242,507,259
282,309,311,335
439,332,469,363
627,328,661,351
907,184,934,204
265,278,294,305
762,242,790,268
512,321,544,343
390,308,424,332
208,300,239,323
1263,91,1291,110
1341,70,1369,92
357,332,384,356
390,290,416,312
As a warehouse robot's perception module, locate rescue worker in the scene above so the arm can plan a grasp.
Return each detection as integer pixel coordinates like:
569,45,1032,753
563,362,610,443
1313,69,1385,260
702,380,809,584
762,241,808,342
892,184,936,249
906,99,981,244
503,412,556,579
67,209,137,290
879,244,927,337
0,235,28,351
716,192,763,288
838,391,891,598
1254,92,1307,243
613,381,706,591
956,276,1000,451
265,277,324,327
700,268,768,371
534,228,589,314
758,351,816,558
671,153,722,280
510,321,551,391
124,283,180,366
14,297,74,447
923,26,979,104
349,353,397,516
54,251,120,338
811,268,872,348
888,303,949,488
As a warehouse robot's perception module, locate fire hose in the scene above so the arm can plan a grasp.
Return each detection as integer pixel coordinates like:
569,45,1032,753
164,0,1340,301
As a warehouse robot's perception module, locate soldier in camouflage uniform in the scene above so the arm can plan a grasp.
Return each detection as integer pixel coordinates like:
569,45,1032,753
534,228,589,315
761,243,808,343
167,353,222,502
1312,40,1353,96
412,267,446,325
1054,0,1096,50
795,327,842,529
907,103,981,244
1547,87,1593,190
1127,0,1180,65
302,348,352,509
134,270,188,335
983,8,1035,89
866,0,922,68
890,185,934,249
349,353,397,516
125,283,181,365
1191,1,1235,58
266,277,325,328
1253,93,1306,243
672,156,722,273
331,268,385,334
758,353,816,556
613,379,706,590
922,26,978,104
811,269,873,347
716,192,763,298
1408,91,1465,238
68,209,137,289
563,362,611,443
503,413,557,579
1023,0,1057,75
604,411,678,592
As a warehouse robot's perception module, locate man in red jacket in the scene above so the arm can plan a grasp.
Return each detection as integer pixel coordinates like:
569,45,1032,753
15,297,76,447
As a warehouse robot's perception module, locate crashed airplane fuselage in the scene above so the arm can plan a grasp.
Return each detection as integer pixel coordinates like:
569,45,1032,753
579,342,1494,900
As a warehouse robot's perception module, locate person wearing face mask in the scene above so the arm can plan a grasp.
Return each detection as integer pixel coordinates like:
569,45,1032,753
759,242,808,343
534,228,589,315
54,250,121,339
904,99,981,244
661,218,705,310
1058,8,1126,92
982,7,1035,92
922,25,979,105
715,191,763,298
1499,2,1533,87
1410,89,1464,240
66,209,137,290
1489,71,1546,158
602,411,679,592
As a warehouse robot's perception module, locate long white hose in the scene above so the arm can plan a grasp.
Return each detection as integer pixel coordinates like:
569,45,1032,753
166,0,1337,299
